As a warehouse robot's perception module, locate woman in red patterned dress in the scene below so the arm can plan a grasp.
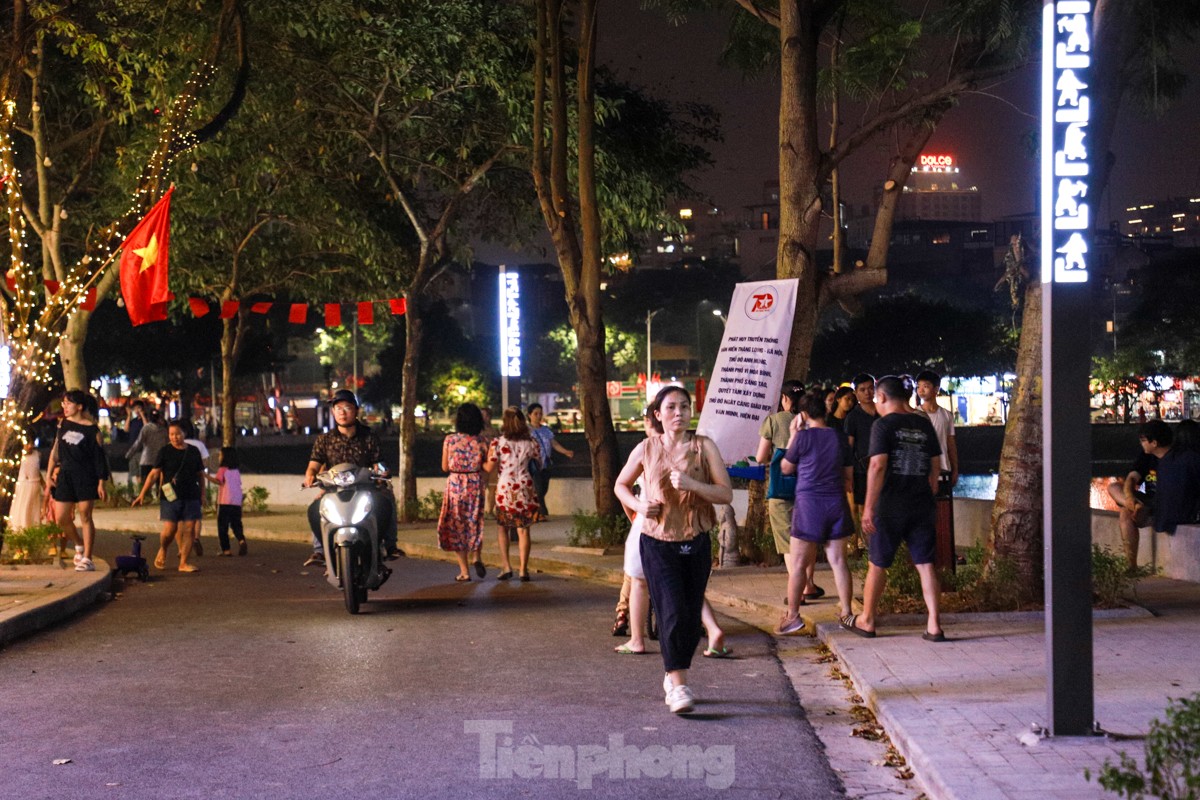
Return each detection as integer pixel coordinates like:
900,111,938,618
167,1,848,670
484,406,541,581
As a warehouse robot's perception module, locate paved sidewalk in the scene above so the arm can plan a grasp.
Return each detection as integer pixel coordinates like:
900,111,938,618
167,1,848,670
7,505,1198,799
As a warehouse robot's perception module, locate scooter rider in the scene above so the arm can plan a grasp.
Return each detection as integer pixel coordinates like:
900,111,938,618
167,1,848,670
302,390,402,567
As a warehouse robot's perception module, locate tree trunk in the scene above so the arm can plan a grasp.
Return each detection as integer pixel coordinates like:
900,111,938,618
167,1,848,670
571,310,620,516
397,298,422,522
219,308,249,448
777,1,825,382
60,311,90,390
987,279,1043,597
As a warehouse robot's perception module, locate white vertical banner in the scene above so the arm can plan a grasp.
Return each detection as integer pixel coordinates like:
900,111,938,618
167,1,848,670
696,279,798,465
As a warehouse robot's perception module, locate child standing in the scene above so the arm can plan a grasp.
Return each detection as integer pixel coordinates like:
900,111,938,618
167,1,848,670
212,447,247,556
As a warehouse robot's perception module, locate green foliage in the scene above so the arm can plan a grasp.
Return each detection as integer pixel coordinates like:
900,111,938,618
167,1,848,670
244,486,270,514
425,361,492,416
1,523,60,564
405,489,444,522
103,480,136,508
566,511,631,549
1092,544,1155,608
1090,693,1200,799
545,323,644,378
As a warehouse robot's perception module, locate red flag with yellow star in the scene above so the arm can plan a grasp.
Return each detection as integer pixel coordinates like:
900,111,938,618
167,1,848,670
119,187,174,326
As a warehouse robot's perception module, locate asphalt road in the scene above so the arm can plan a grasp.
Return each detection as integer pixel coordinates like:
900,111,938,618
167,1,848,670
0,532,843,800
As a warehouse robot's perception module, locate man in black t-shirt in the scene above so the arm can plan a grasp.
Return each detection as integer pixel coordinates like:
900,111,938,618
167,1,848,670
842,373,878,551
1106,420,1172,571
841,376,945,642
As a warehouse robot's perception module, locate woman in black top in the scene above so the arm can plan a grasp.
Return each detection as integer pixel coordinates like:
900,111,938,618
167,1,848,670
46,390,110,572
132,421,206,573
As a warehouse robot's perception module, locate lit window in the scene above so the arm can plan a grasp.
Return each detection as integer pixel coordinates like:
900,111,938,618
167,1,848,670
678,208,693,219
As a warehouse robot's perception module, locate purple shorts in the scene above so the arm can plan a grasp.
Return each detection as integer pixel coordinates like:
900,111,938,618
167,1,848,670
790,493,854,544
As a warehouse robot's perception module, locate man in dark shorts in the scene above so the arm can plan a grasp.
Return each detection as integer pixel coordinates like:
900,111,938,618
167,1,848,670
843,375,944,641
842,373,878,551
1106,419,1171,572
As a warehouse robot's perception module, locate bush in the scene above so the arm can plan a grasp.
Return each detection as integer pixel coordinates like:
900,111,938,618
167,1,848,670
405,489,443,522
104,481,135,508
1,522,60,564
1090,692,1200,799
566,510,630,548
1092,544,1154,608
244,486,270,513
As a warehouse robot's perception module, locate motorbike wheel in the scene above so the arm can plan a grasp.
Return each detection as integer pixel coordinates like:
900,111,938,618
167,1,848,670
338,546,360,615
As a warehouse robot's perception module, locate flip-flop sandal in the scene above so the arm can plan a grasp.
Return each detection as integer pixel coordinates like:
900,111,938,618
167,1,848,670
455,575,471,582
839,614,876,638
803,586,826,600
922,631,947,642
613,644,647,655
702,646,734,658
154,553,166,570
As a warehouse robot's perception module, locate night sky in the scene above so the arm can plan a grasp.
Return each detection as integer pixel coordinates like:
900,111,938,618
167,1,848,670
476,2,1200,265
598,0,1200,223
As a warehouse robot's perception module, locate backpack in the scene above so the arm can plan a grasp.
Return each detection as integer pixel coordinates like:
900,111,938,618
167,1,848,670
767,447,797,500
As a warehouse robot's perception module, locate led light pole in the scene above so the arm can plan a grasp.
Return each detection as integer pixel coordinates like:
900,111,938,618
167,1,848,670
1042,0,1094,736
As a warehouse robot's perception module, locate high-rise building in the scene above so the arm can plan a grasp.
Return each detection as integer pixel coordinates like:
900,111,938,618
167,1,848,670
1120,197,1200,247
894,153,982,222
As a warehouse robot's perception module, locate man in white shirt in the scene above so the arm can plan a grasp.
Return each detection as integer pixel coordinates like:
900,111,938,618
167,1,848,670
915,370,958,495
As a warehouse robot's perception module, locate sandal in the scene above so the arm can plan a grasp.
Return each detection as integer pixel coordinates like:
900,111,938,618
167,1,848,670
455,574,471,582
612,611,630,637
614,644,646,655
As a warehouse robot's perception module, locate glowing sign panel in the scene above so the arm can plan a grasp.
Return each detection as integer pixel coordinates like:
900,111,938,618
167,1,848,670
919,154,955,168
1041,1,1093,283
499,271,521,377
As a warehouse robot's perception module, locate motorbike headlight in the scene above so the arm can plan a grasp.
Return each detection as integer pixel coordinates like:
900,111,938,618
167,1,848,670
332,470,356,488
349,492,373,525
320,494,348,526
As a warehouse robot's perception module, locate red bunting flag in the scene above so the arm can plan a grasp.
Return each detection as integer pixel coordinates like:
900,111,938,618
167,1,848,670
44,280,60,294
118,187,174,326
80,287,97,312
250,301,272,314
4,273,14,292
389,298,406,315
357,301,374,325
325,303,342,328
220,300,240,320
288,304,307,324
188,297,210,317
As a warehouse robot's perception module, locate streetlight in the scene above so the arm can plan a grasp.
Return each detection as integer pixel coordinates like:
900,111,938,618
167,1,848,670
695,301,728,376
646,307,663,395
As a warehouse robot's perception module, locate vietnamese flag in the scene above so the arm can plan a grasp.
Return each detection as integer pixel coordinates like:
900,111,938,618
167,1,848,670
288,304,307,324
389,298,406,316
325,303,342,328
118,187,174,326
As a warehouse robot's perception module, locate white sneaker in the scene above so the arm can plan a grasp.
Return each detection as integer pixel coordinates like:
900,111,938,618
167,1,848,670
74,557,95,572
663,673,673,703
776,614,805,636
73,550,84,566
666,684,695,714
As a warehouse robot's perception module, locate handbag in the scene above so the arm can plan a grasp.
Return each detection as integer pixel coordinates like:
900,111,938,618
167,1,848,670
767,447,796,500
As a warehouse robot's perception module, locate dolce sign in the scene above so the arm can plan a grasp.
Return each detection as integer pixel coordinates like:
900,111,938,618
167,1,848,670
1041,0,1093,283
919,154,955,168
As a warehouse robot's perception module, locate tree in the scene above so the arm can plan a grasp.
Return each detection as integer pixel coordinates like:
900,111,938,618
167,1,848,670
531,0,719,514
987,0,1200,596
167,2,392,447
306,0,531,519
0,0,246,528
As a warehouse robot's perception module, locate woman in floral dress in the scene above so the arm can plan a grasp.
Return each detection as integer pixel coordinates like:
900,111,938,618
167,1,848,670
437,403,489,582
484,406,541,581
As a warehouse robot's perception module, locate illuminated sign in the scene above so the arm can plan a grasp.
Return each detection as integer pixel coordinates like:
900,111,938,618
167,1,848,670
499,269,521,376
1041,0,1093,283
919,154,955,168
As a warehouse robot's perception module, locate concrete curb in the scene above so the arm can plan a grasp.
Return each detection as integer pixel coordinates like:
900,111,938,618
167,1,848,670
0,561,112,648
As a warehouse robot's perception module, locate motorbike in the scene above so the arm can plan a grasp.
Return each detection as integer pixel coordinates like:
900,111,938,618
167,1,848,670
312,462,393,614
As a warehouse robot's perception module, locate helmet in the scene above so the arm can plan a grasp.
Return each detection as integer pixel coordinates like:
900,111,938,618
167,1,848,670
329,389,359,409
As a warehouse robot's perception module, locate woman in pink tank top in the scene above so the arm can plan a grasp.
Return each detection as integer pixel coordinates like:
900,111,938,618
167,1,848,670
614,385,732,714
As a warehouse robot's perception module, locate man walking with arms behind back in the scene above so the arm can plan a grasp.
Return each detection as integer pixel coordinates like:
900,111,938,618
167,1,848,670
843,375,945,642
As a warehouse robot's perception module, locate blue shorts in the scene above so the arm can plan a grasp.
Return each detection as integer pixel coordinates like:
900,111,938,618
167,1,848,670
160,498,202,523
868,502,936,568
790,494,854,544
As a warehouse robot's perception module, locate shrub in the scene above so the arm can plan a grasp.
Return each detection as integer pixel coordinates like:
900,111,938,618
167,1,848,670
1089,692,1200,799
566,510,630,548
404,489,443,522
244,486,270,513
1092,544,1154,608
1,522,60,564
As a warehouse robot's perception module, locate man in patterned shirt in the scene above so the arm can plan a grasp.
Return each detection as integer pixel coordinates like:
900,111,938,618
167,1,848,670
301,390,401,567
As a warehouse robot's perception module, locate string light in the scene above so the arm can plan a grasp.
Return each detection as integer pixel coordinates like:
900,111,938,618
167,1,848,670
0,59,219,525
